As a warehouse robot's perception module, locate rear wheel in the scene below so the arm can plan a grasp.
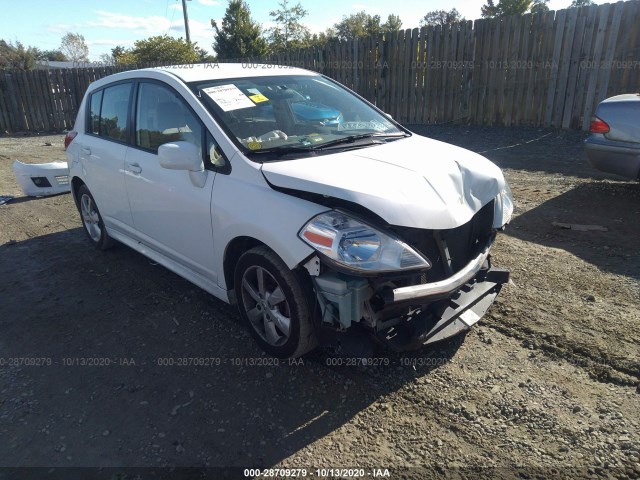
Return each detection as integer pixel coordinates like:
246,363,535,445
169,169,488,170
77,184,112,251
234,246,317,358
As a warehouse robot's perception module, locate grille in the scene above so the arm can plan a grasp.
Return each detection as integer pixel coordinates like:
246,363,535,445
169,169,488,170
391,200,495,282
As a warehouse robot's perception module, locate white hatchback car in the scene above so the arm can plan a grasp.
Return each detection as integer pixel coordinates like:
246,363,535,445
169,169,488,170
65,64,513,358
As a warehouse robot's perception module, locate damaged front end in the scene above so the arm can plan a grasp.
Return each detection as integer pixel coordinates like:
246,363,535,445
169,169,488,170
300,200,510,351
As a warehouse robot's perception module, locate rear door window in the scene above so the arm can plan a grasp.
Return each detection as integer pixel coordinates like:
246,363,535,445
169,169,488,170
100,84,132,141
87,82,132,142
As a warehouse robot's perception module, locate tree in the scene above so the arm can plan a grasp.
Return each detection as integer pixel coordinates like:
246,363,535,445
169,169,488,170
481,0,532,17
331,12,378,40
212,0,268,59
530,0,550,14
420,8,465,27
0,40,38,70
330,12,401,41
111,46,132,65
382,14,403,32
570,0,594,7
98,53,114,65
37,49,68,61
268,0,310,52
500,0,532,15
111,36,202,65
129,35,199,64
305,32,330,47
481,0,500,17
195,46,217,62
60,32,89,63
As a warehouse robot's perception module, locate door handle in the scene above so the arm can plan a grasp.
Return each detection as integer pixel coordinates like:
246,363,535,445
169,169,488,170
128,163,142,174
82,147,91,155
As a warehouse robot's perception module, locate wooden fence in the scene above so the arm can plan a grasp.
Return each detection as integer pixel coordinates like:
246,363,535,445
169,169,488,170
0,66,132,133
1,1,639,133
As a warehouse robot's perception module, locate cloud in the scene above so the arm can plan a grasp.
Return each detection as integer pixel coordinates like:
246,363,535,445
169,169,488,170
196,0,220,6
87,39,135,48
186,18,215,53
46,23,80,34
88,10,171,34
166,18,214,53
308,16,340,33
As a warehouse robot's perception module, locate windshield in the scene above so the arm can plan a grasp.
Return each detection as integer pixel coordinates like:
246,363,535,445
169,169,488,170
189,75,405,157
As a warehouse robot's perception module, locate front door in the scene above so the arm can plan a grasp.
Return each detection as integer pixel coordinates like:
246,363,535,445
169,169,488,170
124,81,217,281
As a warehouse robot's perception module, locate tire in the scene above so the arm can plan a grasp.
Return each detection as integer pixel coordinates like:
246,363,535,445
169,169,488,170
77,184,113,251
234,246,318,358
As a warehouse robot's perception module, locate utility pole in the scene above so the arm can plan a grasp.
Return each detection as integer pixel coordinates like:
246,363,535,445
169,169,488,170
182,0,191,43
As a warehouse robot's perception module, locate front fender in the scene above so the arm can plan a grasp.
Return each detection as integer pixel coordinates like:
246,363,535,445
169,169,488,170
211,166,326,290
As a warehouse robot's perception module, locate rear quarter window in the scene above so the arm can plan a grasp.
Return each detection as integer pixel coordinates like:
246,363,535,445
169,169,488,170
89,90,102,135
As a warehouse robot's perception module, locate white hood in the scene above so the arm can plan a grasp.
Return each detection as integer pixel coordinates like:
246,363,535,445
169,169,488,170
260,134,506,229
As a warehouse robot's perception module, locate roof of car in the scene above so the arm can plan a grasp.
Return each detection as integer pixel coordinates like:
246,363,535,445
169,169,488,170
143,63,319,83
600,93,640,104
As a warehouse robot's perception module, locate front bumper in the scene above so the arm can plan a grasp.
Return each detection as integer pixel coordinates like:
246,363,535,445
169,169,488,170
310,213,509,351
376,264,508,351
385,244,492,303
312,246,509,351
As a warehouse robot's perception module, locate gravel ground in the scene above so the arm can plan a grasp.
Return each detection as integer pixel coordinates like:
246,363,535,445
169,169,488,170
0,126,638,479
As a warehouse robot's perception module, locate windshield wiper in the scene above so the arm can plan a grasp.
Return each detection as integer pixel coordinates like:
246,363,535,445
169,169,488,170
247,145,317,156
246,132,408,157
310,132,407,150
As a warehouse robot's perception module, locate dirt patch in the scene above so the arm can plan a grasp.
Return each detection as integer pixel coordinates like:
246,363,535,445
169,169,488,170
0,128,638,478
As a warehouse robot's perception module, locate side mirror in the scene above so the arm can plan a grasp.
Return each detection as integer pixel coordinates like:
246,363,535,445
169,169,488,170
158,141,203,172
158,141,207,188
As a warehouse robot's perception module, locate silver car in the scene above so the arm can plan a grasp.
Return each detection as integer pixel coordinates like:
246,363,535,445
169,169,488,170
584,93,640,180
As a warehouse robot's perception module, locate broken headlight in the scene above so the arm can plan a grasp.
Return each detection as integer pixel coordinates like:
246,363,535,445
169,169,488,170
299,211,431,273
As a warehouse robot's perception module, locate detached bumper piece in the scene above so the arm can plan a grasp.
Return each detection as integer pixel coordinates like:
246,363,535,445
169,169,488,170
12,160,71,197
377,265,509,352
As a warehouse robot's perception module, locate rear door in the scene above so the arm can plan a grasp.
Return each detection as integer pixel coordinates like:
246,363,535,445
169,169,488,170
77,82,134,231
124,80,218,281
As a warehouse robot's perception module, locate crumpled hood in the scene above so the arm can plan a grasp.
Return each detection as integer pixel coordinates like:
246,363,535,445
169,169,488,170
261,134,506,229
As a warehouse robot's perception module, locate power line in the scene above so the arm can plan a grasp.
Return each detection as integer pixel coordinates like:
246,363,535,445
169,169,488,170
168,0,178,36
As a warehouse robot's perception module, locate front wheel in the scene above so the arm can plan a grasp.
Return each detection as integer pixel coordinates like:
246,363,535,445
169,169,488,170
234,246,317,358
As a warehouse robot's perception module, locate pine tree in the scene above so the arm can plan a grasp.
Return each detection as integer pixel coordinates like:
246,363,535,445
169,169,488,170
212,0,268,60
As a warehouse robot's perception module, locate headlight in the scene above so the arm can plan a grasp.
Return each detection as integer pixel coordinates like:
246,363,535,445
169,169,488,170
493,180,514,228
299,211,431,273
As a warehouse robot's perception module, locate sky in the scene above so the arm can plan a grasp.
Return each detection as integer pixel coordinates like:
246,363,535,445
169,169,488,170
0,0,610,61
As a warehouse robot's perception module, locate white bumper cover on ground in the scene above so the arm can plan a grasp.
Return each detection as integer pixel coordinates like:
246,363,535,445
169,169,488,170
12,160,71,197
